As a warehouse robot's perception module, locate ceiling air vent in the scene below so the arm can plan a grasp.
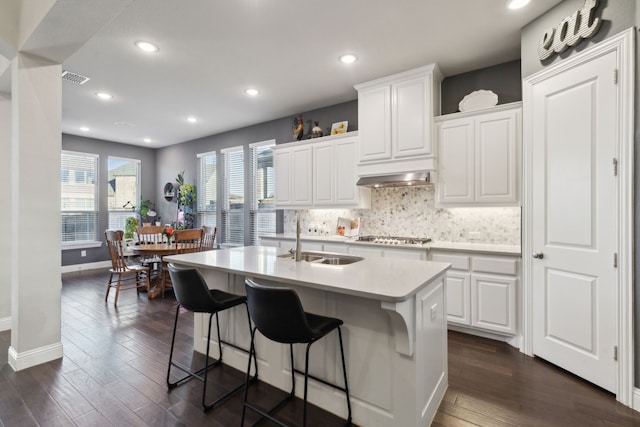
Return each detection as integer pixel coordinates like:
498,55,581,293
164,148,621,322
61,70,90,85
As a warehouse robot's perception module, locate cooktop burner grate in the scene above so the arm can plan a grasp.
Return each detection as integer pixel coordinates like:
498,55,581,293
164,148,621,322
356,236,432,246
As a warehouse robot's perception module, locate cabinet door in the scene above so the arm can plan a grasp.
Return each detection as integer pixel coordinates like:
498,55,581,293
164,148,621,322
475,109,519,204
291,146,312,206
313,142,334,205
348,245,383,258
437,118,475,204
393,75,432,158
334,138,359,205
358,85,392,162
384,248,426,260
445,271,471,325
471,273,516,334
274,149,292,206
323,243,348,254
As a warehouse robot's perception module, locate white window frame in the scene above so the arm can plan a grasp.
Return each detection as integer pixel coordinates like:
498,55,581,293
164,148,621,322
196,150,217,229
249,139,276,245
61,150,101,250
221,145,245,247
107,156,141,230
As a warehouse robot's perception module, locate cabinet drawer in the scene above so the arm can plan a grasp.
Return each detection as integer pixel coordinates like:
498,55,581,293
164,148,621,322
432,254,469,270
472,257,517,275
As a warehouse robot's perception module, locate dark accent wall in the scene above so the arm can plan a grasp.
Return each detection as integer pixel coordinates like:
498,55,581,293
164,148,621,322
520,0,639,385
61,134,157,266
155,100,358,240
441,60,522,115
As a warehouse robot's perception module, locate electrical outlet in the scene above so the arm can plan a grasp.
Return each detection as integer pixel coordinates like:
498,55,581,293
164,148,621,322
81,250,86,257
468,231,483,240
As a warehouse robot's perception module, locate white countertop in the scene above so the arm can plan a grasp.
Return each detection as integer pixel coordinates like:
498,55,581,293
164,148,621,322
260,234,521,255
164,246,449,303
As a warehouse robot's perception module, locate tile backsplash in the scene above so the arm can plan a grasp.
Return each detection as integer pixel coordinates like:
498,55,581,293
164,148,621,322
283,186,521,245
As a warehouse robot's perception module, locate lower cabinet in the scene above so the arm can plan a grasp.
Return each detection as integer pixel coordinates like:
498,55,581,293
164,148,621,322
431,251,519,336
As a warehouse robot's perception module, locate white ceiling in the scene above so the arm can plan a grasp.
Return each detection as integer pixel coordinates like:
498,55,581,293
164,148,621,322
8,0,562,147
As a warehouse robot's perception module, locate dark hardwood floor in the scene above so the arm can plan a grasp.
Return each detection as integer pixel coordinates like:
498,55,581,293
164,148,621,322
1,268,639,426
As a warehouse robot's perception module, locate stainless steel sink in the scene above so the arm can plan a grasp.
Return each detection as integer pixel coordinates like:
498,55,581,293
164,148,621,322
277,251,363,265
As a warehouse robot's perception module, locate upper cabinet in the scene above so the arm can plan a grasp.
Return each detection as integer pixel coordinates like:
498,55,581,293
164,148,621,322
436,102,521,207
274,132,371,209
354,64,442,177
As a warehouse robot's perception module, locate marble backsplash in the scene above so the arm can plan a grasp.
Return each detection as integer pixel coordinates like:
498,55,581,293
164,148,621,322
283,186,521,245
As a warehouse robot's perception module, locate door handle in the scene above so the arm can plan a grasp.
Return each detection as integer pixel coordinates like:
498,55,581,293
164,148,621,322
532,252,544,259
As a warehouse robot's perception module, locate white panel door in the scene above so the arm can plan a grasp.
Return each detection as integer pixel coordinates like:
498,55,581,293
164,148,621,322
438,118,474,204
476,109,518,203
313,142,334,205
445,271,471,326
358,85,391,162
393,75,431,158
531,51,617,392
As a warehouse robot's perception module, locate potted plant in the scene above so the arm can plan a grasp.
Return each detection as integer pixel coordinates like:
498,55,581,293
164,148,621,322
136,198,156,224
124,217,139,239
176,171,196,229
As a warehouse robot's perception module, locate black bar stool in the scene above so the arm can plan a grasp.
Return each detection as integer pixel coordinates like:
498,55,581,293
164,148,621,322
242,278,352,426
166,264,257,411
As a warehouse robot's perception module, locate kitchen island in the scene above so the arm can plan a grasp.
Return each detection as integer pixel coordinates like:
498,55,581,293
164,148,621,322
164,246,450,426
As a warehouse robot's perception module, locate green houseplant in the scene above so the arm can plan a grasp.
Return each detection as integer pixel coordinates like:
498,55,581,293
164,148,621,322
124,217,139,239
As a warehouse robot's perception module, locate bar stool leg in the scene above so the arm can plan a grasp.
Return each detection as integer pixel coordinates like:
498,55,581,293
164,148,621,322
303,342,313,427
166,304,181,387
338,326,352,426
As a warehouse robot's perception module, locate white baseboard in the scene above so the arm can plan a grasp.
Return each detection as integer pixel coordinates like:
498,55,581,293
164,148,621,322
62,260,111,273
0,316,10,332
448,324,522,349
8,341,63,371
632,388,640,412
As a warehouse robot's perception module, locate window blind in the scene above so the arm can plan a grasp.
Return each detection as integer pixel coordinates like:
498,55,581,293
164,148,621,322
61,151,98,243
108,156,140,230
222,146,244,246
249,140,275,245
197,151,217,228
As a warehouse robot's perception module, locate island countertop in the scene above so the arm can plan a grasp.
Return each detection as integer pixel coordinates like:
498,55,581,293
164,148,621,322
164,245,449,303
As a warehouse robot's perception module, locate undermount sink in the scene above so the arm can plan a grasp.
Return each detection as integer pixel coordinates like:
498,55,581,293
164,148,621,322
277,251,364,265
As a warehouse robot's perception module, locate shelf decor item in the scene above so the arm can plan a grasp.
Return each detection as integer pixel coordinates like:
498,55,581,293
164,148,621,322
331,121,348,135
292,114,304,140
311,121,323,138
458,90,498,112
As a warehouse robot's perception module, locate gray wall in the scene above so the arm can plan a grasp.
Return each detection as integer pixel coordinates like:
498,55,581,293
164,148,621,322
520,0,639,384
441,60,522,115
61,134,157,266
155,100,358,242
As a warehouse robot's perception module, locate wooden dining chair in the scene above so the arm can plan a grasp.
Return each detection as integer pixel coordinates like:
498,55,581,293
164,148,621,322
155,228,205,297
202,226,217,251
104,230,151,305
136,225,165,270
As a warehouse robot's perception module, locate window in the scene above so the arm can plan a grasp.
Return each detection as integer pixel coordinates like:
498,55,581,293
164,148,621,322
221,146,244,246
250,140,275,245
108,157,141,230
61,151,98,245
197,151,217,228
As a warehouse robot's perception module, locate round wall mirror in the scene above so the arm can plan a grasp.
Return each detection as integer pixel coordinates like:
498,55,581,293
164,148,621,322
163,182,175,201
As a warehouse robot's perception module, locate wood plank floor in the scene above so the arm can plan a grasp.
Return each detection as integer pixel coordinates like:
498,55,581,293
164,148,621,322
0,268,638,426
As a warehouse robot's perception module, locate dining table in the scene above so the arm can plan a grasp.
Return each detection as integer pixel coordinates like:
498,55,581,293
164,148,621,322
130,242,181,298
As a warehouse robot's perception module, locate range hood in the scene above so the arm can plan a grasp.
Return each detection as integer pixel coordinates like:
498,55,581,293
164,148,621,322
356,172,433,188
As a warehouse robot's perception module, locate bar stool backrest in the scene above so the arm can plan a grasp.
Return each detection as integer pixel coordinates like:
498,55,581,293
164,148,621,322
244,279,314,344
168,264,219,313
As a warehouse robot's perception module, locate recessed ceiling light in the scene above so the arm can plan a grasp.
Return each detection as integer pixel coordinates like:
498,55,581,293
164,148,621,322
187,116,197,123
339,54,358,64
95,92,113,100
505,0,530,10
143,138,152,143
245,88,259,96
80,126,90,132
135,40,159,53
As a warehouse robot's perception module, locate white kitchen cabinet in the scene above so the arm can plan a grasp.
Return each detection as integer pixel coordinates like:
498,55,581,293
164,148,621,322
274,145,312,207
432,251,519,336
355,64,442,177
313,135,370,207
384,247,427,261
436,102,521,206
275,133,370,209
348,245,383,258
259,237,281,248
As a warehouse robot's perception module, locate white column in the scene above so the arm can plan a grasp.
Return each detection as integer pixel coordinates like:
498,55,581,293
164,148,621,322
0,92,11,331
9,52,63,370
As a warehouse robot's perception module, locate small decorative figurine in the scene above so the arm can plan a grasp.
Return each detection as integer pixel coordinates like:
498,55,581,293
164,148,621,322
311,121,323,138
293,114,304,140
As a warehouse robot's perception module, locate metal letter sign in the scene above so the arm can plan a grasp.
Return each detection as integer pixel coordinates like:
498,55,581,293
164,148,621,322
538,0,601,60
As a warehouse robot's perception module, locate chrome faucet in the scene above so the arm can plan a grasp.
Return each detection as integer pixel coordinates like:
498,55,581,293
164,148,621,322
295,211,302,262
